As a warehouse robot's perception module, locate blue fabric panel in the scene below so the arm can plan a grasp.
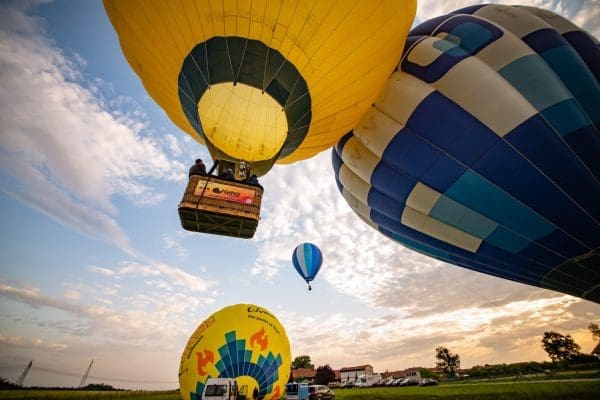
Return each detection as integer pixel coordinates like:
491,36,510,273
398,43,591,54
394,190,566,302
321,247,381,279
446,171,555,239
476,241,550,280
540,98,593,137
371,208,546,285
499,54,568,111
430,195,467,225
336,131,353,154
541,46,600,123
382,128,440,179
486,225,532,253
368,188,406,220
459,208,499,238
371,162,417,202
473,140,600,248
447,22,492,54
402,16,503,83
562,30,600,83
430,195,498,238
334,177,344,195
522,28,564,54
535,229,591,260
519,239,572,269
406,92,499,166
331,145,344,177
420,153,467,193
506,115,600,223
563,124,600,179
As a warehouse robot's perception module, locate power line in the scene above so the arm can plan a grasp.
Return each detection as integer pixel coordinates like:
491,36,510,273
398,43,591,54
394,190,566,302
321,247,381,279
0,364,178,385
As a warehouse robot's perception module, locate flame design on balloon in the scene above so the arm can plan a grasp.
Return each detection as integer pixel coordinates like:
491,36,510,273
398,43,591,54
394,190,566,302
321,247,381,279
195,349,214,376
250,326,268,351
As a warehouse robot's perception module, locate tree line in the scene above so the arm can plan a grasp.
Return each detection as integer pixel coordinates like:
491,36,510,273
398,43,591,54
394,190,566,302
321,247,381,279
290,322,600,383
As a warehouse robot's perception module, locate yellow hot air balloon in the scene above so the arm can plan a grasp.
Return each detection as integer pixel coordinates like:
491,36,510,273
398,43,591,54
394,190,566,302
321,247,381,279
103,0,416,175
179,304,291,400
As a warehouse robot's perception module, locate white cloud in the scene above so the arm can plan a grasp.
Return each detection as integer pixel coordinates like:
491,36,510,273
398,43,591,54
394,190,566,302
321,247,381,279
282,295,598,371
87,265,116,277
0,2,185,254
163,234,188,259
0,333,68,351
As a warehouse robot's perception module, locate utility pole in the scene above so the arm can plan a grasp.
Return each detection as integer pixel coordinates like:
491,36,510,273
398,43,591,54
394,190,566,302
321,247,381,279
16,360,33,386
79,359,94,388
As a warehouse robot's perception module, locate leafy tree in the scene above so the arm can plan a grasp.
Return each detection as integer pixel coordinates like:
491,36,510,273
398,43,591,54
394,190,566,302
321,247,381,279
541,331,581,362
588,323,600,342
419,368,436,379
314,364,335,385
435,346,460,378
291,355,314,370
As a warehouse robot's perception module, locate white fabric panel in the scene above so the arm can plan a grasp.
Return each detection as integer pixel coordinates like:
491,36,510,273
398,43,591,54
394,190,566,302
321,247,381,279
435,56,537,137
340,136,380,183
476,30,535,71
406,182,441,215
374,70,434,127
473,4,550,38
353,107,403,158
342,189,374,225
338,164,371,205
401,207,483,253
406,35,450,66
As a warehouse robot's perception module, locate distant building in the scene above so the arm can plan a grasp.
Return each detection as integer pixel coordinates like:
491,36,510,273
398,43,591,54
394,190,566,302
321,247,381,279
340,365,373,382
290,368,316,382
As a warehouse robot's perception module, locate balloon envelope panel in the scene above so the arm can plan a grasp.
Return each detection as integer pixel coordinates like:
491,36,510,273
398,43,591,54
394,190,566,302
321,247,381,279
333,4,600,303
292,242,323,283
179,304,291,400
104,0,416,175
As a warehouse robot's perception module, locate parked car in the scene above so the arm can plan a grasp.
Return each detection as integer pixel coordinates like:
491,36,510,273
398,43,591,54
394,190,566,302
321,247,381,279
308,384,335,400
419,378,439,386
389,378,404,387
340,380,354,389
397,378,420,387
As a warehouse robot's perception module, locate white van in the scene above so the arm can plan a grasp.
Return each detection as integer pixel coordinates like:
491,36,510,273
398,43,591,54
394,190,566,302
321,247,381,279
354,373,382,388
202,378,248,400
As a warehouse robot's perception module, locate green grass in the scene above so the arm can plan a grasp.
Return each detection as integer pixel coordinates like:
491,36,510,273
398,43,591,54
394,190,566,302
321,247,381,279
0,390,180,400
1,380,599,400
333,380,600,400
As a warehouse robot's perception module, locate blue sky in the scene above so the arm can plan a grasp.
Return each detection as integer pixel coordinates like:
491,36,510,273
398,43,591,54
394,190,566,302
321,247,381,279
1,0,599,390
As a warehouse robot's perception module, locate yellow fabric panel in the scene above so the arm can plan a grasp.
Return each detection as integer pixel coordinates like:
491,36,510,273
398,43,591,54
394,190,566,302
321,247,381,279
104,0,416,169
198,83,287,160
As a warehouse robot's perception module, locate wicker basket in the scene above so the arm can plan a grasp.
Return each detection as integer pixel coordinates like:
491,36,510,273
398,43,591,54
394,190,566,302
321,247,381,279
178,175,263,238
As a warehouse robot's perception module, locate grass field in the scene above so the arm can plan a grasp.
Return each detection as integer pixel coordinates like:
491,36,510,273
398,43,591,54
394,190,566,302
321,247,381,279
1,380,599,399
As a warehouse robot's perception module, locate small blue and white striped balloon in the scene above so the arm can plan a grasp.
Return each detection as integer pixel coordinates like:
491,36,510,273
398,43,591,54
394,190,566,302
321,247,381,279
292,243,323,290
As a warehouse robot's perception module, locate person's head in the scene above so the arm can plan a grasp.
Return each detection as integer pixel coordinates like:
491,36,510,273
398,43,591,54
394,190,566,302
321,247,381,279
195,158,202,164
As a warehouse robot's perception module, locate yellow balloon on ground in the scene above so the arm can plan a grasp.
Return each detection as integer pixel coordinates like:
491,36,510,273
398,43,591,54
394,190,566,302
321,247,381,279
104,0,416,175
179,304,291,400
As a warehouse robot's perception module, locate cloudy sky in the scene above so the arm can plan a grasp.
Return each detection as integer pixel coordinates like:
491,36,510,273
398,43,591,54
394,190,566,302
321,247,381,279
1,0,599,390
